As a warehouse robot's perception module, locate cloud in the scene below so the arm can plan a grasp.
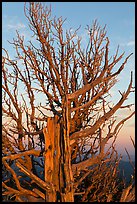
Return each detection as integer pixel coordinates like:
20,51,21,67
119,39,135,48
127,40,135,46
7,22,26,30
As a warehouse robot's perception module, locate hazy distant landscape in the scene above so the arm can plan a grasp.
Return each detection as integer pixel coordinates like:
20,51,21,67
3,154,134,186
2,2,134,202
118,155,135,184
120,154,135,162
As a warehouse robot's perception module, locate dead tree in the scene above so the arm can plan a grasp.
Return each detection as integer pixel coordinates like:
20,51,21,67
2,2,134,202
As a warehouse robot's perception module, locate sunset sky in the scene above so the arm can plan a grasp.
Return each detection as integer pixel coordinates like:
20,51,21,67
2,2,135,156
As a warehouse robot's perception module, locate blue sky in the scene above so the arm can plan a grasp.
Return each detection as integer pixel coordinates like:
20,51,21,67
2,2,135,88
2,2,135,155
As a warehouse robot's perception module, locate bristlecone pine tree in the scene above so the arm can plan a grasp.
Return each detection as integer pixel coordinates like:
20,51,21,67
2,2,135,202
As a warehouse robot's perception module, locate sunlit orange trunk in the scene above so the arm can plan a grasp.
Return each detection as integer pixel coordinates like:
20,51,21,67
43,97,74,202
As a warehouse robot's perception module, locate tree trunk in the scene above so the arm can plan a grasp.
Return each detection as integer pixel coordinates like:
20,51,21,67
43,97,74,202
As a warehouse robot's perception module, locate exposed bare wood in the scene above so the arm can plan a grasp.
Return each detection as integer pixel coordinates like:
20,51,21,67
2,2,134,202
